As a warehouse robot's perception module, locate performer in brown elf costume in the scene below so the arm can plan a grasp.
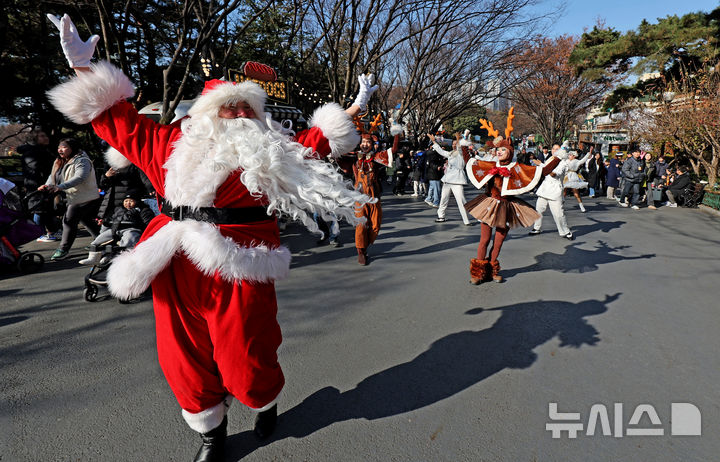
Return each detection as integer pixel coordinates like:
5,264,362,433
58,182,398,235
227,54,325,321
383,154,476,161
349,115,400,265
465,108,568,284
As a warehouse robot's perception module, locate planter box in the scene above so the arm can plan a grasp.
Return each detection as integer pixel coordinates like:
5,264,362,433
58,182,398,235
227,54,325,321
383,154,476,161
702,191,720,210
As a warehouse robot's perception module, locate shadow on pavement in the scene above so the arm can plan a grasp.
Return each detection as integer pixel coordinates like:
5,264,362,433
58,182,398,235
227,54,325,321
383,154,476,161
226,293,618,459
571,216,626,236
502,241,655,280
0,315,29,327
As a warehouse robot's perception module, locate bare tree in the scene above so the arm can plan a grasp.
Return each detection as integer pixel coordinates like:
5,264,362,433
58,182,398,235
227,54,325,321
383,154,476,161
368,0,547,137
509,35,614,146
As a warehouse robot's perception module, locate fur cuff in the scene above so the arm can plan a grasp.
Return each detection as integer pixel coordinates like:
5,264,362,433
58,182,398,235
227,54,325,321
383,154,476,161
104,147,132,169
182,396,233,434
47,61,135,125
390,124,404,136
309,103,360,157
554,149,569,160
459,139,473,147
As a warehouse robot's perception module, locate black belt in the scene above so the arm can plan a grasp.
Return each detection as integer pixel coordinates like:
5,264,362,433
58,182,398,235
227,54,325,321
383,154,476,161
161,203,270,224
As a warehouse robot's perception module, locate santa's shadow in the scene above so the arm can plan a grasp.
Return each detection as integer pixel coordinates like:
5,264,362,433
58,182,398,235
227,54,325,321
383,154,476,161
501,240,655,280
226,293,618,459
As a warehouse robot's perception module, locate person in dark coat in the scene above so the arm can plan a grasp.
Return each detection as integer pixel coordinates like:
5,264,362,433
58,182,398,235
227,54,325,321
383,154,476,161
618,150,646,208
586,151,606,198
79,190,155,265
411,149,427,197
392,147,412,195
17,129,61,240
664,165,691,208
18,130,53,194
424,148,444,207
605,156,621,199
97,148,151,223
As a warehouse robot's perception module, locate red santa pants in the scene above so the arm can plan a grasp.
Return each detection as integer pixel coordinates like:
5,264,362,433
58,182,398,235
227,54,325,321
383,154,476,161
151,254,284,424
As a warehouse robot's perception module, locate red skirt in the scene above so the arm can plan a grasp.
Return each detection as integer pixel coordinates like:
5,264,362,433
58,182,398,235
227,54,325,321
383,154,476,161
464,194,540,228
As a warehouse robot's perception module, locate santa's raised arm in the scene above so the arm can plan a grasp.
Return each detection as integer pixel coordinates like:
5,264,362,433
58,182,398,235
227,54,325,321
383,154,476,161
46,13,377,462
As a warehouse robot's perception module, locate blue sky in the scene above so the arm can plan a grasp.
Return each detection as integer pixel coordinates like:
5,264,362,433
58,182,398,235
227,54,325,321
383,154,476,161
542,0,719,37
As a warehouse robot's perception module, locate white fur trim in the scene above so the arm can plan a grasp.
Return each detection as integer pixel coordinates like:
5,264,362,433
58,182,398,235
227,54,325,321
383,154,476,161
389,124,403,136
308,103,360,157
554,149,569,160
459,139,472,147
47,61,134,125
107,220,291,300
182,396,233,433
249,392,280,412
104,147,132,169
187,80,267,122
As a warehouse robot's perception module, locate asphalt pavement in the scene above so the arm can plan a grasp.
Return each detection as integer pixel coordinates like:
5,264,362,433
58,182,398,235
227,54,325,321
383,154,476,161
1,187,719,462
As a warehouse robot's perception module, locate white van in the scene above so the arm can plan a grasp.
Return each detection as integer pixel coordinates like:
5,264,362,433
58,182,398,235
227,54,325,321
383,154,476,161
138,100,197,123
138,100,306,126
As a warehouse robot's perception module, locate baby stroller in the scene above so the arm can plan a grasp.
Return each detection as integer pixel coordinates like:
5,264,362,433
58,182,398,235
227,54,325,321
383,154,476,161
83,237,121,302
0,179,44,273
83,199,155,303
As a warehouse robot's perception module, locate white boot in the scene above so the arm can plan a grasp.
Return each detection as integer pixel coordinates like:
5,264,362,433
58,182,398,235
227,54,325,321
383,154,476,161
79,251,102,266
579,203,586,212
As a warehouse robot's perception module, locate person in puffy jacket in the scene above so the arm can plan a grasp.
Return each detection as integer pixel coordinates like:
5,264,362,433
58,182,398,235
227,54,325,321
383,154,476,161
79,190,155,265
38,137,100,260
618,150,646,209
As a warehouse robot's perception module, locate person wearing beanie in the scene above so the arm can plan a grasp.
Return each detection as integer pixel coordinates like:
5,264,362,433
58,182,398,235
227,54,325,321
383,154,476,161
465,109,567,284
47,14,375,462
79,190,155,265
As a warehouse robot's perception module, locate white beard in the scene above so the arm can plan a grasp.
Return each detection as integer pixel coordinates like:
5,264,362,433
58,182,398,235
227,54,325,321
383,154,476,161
164,113,372,233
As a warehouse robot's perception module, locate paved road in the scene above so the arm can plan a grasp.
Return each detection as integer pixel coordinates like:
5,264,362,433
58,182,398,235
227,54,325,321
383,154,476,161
1,189,719,462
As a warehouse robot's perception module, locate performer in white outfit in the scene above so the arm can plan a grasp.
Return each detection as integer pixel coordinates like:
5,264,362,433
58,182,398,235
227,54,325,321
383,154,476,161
428,131,472,225
563,147,593,212
529,145,573,240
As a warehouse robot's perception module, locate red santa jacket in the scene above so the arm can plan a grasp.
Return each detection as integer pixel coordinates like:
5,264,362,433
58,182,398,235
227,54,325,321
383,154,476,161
48,62,360,299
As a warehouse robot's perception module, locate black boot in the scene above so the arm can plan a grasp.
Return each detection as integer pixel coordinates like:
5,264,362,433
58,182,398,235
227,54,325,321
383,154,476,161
254,404,277,439
193,416,227,462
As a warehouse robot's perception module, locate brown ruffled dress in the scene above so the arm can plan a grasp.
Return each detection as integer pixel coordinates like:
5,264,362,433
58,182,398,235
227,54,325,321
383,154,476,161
465,175,540,229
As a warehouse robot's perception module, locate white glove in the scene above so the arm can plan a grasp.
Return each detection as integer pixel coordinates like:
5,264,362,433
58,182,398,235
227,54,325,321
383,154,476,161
47,13,100,68
352,74,379,111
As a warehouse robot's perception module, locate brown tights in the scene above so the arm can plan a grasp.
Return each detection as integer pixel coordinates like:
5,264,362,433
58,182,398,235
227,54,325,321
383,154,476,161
477,223,509,261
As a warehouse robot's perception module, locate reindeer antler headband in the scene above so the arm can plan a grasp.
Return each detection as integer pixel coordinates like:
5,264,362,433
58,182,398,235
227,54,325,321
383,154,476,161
479,106,515,143
355,113,384,139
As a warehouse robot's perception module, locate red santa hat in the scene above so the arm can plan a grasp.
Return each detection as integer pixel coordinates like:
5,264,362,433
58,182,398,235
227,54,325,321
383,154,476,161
187,79,267,121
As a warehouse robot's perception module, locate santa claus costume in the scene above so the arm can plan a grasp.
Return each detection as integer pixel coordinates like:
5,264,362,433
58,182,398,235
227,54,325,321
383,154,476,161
46,14,376,462
464,108,567,284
